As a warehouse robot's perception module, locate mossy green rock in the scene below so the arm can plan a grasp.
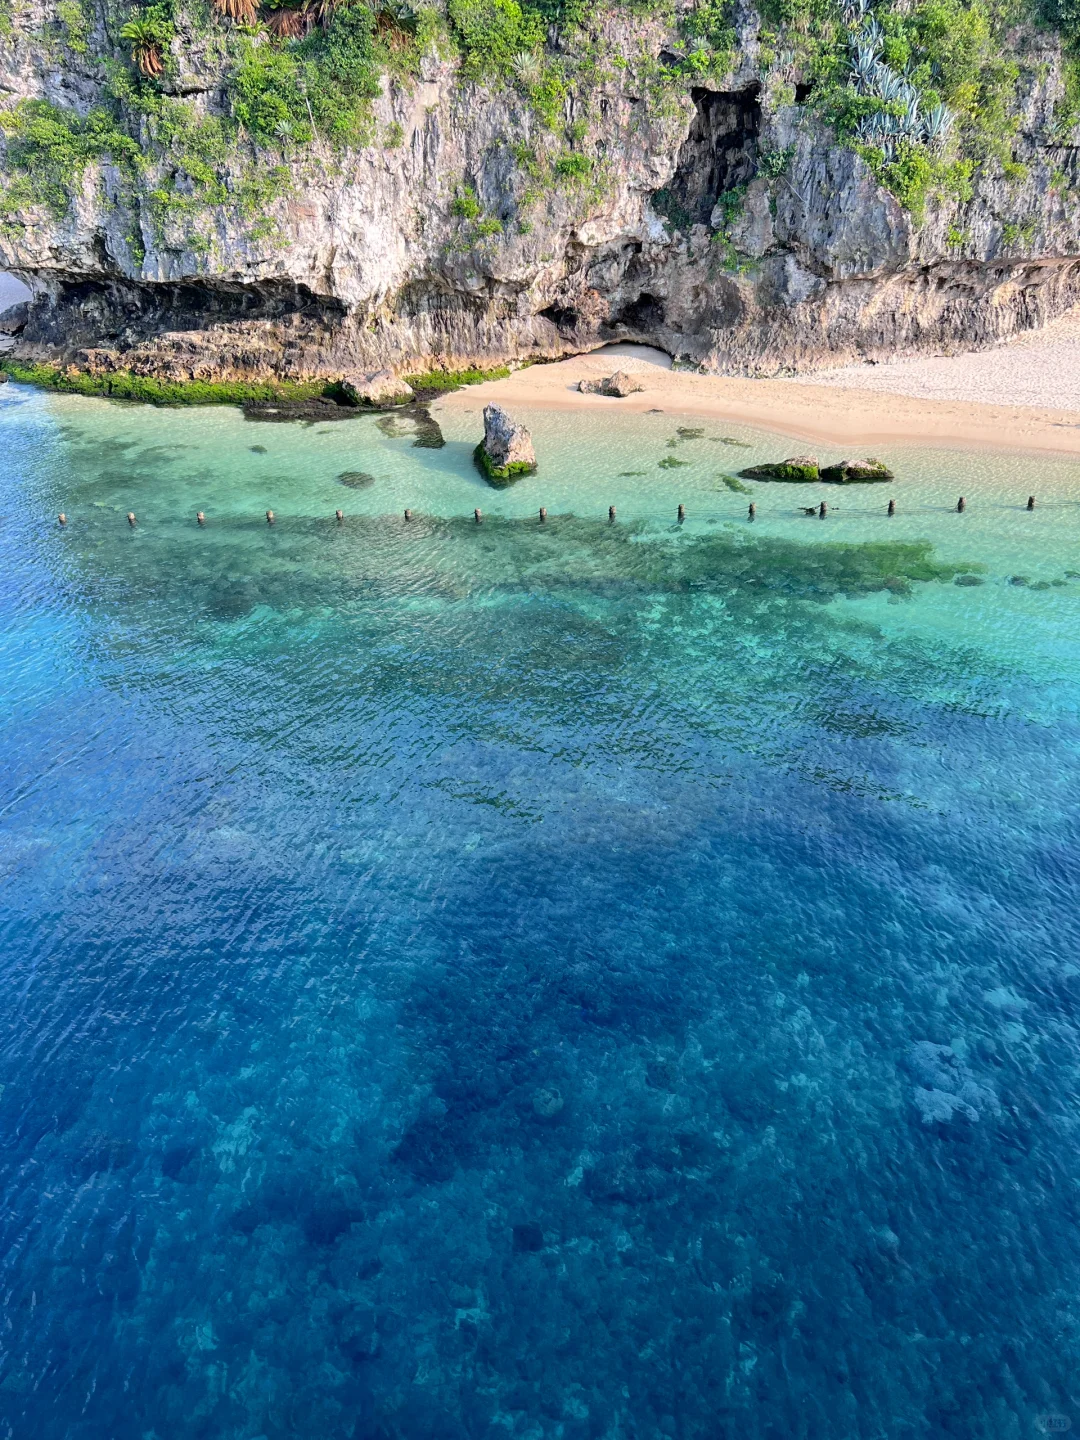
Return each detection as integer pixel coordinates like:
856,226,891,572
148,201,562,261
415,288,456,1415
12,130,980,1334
740,455,895,484
739,455,820,482
820,458,895,484
473,444,537,487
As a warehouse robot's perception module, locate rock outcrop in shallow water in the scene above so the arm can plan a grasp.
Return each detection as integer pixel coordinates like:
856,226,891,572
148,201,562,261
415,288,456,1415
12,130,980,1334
3,1,1080,384
475,405,537,486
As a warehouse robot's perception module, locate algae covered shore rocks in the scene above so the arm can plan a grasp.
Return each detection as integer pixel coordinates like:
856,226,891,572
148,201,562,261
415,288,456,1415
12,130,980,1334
740,455,822,482
740,455,894,482
475,405,537,486
820,458,894,483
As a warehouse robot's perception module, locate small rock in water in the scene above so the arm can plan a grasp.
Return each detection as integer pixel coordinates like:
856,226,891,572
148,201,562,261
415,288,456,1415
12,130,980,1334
740,455,820,482
249,444,267,454
578,370,644,397
820,457,894,483
338,471,376,489
954,574,984,586
512,1222,545,1253
475,404,537,486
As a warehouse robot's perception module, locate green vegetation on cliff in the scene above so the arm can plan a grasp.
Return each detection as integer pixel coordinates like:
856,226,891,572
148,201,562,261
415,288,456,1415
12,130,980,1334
0,0,1073,255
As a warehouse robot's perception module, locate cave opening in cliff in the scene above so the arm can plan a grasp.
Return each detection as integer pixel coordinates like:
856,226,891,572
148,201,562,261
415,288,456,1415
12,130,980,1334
656,85,762,228
539,303,581,333
21,275,347,352
607,292,668,342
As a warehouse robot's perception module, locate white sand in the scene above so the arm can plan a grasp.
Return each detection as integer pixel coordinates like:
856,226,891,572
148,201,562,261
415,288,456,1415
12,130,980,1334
439,331,1080,458
803,306,1080,412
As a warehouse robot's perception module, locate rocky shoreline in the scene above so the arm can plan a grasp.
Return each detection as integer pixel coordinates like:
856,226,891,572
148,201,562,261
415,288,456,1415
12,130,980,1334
4,2,1080,389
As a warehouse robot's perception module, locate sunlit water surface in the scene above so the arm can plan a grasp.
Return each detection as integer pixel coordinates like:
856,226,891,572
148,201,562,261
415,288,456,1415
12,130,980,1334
3,384,1080,1440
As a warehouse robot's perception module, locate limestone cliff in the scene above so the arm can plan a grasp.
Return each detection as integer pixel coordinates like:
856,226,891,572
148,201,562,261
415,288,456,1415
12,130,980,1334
3,0,1080,382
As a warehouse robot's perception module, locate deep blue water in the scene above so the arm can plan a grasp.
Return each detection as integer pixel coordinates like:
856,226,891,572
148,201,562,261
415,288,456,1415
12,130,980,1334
3,384,1080,1439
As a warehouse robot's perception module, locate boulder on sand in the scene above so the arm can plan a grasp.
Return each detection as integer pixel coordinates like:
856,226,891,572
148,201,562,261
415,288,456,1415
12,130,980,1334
578,370,644,397
474,403,537,485
340,369,414,407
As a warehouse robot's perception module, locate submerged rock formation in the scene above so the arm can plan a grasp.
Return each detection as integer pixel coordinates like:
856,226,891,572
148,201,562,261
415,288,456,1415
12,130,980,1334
3,0,1080,385
820,458,893,483
475,404,537,485
740,454,894,482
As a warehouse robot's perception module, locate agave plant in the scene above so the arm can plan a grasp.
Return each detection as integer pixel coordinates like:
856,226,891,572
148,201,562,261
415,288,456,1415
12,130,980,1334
840,0,869,26
862,15,883,49
854,39,880,67
212,0,259,23
119,17,166,76
512,50,542,85
850,45,879,91
874,68,904,103
923,101,954,145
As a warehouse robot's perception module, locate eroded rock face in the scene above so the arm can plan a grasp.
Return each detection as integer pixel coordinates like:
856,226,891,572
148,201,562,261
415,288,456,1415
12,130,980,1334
481,405,536,472
0,301,28,335
3,7,1080,380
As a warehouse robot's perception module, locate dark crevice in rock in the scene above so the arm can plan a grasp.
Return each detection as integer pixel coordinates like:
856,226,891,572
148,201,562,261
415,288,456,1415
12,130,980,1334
610,292,666,333
20,274,347,352
659,85,762,228
539,303,581,331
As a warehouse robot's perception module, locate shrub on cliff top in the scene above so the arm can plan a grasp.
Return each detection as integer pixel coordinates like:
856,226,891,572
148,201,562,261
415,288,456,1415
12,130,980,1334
447,0,544,81
230,3,380,144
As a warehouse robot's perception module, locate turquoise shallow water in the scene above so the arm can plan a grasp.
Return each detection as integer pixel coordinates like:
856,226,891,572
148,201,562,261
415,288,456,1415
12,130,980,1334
3,381,1080,1439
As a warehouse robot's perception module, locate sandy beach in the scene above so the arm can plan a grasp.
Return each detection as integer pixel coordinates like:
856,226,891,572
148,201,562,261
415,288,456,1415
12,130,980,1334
439,313,1080,459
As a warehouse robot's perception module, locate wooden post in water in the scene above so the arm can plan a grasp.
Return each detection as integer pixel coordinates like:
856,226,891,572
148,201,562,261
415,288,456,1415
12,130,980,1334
539,507,547,523
266,510,275,524
474,508,482,524
197,512,205,525
887,499,895,516
58,513,66,526
957,497,965,513
818,501,827,518
127,512,136,526
609,506,616,522
335,509,343,522
748,503,756,520
404,509,412,521
677,504,685,523
1027,495,1035,510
